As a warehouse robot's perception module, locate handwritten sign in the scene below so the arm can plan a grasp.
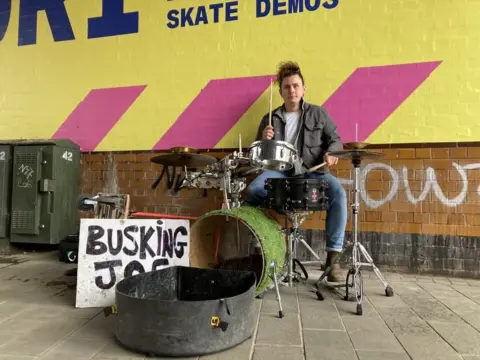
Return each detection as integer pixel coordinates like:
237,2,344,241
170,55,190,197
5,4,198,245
75,218,190,308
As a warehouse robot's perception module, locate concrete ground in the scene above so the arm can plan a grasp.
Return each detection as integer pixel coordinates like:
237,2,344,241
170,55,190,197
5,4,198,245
1,253,480,359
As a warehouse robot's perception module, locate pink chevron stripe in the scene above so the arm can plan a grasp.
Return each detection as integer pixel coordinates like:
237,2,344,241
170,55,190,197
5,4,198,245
52,85,147,152
153,75,275,150
322,61,442,142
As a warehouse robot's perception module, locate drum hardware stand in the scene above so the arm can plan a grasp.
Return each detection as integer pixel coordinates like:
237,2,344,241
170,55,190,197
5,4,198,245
315,147,394,316
269,259,284,318
180,135,251,210
280,211,323,291
182,156,246,210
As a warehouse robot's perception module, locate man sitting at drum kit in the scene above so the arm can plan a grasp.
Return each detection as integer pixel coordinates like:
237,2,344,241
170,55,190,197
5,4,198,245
243,61,347,283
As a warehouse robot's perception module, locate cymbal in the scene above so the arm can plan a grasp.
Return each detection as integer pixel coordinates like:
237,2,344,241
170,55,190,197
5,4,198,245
329,149,384,160
343,142,370,149
150,153,218,168
169,146,198,154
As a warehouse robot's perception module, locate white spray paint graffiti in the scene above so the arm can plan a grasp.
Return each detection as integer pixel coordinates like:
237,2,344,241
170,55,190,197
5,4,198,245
337,162,480,209
17,163,34,188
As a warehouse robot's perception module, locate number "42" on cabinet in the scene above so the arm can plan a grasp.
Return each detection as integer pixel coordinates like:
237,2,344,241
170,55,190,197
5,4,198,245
62,151,73,162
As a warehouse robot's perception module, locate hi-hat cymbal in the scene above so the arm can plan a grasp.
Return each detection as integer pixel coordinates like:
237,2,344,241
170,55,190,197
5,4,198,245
329,149,384,160
169,146,198,154
150,153,218,168
344,142,371,149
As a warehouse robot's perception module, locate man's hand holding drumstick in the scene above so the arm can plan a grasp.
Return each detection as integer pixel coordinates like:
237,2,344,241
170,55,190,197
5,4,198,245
323,152,338,167
307,152,338,172
263,125,274,140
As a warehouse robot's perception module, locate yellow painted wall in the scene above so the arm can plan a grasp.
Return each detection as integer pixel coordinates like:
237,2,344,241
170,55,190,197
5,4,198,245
0,0,478,151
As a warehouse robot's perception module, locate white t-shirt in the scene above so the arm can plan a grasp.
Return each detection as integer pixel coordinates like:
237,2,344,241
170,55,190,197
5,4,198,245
284,111,301,144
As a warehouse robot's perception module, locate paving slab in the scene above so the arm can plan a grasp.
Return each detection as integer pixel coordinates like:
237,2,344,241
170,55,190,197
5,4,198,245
432,277,453,285
303,329,357,360
375,306,438,336
252,345,303,360
261,298,297,315
256,314,302,346
417,282,461,298
451,285,480,304
37,337,110,359
401,296,464,323
355,350,411,360
91,340,146,359
365,291,410,308
427,320,480,356
0,355,37,360
466,280,480,287
298,300,345,331
2,255,480,359
199,344,251,360
341,316,404,353
394,334,461,360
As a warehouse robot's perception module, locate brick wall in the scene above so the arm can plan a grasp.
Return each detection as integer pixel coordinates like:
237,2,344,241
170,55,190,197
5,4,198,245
80,144,480,277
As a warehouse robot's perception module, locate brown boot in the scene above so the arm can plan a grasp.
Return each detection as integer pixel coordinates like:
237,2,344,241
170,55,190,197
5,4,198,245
325,251,346,283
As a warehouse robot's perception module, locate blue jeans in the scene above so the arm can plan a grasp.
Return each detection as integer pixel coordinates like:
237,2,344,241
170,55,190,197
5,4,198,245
243,170,347,252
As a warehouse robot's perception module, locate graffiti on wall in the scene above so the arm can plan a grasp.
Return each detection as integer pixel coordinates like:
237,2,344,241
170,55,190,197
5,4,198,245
0,1,479,151
338,162,480,209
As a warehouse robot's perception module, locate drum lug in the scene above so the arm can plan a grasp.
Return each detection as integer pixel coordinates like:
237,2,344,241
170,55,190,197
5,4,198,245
303,198,309,211
267,198,274,208
264,179,272,191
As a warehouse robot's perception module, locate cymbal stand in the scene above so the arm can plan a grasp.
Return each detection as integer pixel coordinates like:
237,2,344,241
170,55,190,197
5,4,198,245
342,156,394,316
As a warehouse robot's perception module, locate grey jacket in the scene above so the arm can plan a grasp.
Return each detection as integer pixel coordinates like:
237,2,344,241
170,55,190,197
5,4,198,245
254,100,343,173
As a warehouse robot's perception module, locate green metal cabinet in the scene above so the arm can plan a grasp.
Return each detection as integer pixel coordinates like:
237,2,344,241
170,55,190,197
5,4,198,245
0,142,14,242
9,139,81,244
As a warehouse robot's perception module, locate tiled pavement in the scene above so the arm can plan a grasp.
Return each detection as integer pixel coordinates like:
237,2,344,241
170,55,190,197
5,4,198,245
1,252,480,359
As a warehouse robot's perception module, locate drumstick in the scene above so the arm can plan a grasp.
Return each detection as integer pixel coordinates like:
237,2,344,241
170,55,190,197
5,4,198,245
307,162,327,173
268,79,273,128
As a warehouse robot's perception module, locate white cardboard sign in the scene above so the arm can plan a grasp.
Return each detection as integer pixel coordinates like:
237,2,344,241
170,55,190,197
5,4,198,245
75,218,190,308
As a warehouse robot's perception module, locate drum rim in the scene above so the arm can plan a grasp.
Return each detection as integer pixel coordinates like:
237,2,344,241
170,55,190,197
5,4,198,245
267,177,329,183
249,140,297,152
252,159,294,171
189,207,286,296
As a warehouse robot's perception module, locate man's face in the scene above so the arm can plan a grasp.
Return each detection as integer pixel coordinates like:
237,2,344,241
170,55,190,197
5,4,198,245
280,74,305,107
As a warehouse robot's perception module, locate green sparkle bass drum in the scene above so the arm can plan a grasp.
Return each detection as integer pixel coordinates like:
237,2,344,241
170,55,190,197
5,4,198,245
189,207,287,296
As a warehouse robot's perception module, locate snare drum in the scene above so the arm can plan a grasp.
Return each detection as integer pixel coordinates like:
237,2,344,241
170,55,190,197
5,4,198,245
265,177,329,213
248,140,297,171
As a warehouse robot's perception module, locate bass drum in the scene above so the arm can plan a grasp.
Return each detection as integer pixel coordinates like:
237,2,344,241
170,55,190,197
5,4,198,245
189,207,286,296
